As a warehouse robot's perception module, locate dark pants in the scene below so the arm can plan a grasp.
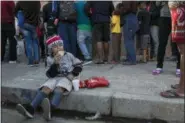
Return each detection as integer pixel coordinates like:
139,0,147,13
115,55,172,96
58,22,77,56
171,42,179,57
157,17,180,69
1,23,17,61
39,34,45,58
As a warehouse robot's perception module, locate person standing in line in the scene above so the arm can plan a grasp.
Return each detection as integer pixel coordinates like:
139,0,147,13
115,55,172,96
85,1,114,64
121,1,139,65
160,1,185,98
15,1,41,66
137,2,151,63
53,1,77,57
152,1,181,77
1,1,17,63
109,3,122,64
74,0,92,62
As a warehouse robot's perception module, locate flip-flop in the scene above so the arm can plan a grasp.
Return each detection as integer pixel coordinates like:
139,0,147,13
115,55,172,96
160,90,184,99
171,84,179,89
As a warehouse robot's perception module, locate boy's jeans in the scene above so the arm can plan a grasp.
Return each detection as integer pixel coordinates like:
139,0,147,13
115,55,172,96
58,22,77,56
77,30,92,60
22,23,39,64
123,13,139,63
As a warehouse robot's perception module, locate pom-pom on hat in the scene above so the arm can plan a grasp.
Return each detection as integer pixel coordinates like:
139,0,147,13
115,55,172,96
46,35,63,49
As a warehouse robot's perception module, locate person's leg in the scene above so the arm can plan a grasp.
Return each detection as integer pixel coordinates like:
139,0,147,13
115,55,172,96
177,44,185,95
16,79,57,118
77,30,91,60
160,43,185,98
93,24,104,63
39,34,45,59
123,26,136,64
103,23,110,62
32,27,40,64
7,23,17,62
171,42,179,60
176,47,181,77
22,29,33,65
1,24,7,61
150,25,159,57
156,18,171,69
58,22,70,52
69,23,77,56
86,31,92,59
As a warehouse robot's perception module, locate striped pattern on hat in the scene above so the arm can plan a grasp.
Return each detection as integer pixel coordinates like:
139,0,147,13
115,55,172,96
46,35,63,49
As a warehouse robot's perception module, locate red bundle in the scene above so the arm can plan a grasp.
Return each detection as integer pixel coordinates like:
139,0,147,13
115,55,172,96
79,77,109,89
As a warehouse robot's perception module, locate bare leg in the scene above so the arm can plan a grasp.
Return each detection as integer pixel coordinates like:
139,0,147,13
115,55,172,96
96,42,104,63
103,42,109,62
176,43,185,95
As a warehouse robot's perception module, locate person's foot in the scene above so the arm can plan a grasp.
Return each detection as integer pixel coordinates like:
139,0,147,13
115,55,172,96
176,69,180,77
16,104,34,118
9,61,17,64
122,61,136,65
160,89,184,98
152,68,163,75
41,98,51,121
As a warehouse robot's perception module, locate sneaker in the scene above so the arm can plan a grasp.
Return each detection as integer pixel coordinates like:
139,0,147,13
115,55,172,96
9,61,17,64
176,69,181,77
152,68,163,75
41,98,51,121
16,104,34,118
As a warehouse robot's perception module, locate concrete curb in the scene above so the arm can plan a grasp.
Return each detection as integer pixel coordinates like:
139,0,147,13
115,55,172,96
2,85,184,122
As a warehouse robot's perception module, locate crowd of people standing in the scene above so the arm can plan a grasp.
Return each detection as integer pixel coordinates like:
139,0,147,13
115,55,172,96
1,1,185,98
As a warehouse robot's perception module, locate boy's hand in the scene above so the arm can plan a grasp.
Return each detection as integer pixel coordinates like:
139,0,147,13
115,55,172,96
54,53,61,64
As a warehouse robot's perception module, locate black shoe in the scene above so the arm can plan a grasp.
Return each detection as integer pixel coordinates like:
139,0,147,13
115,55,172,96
41,98,51,121
16,104,34,118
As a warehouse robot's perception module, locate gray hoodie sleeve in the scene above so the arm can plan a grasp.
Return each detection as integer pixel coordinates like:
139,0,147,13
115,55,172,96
68,53,82,65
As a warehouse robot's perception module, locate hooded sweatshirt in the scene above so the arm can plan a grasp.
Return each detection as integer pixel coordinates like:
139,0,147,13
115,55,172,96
1,1,15,23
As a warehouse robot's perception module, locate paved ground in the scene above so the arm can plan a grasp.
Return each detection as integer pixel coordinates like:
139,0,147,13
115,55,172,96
1,61,184,122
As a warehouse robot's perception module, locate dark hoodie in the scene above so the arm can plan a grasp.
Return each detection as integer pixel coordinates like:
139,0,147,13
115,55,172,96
84,1,114,24
15,1,41,26
1,1,15,23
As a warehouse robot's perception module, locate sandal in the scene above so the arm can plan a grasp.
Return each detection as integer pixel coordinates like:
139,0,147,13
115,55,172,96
152,69,163,75
160,89,184,99
171,84,179,89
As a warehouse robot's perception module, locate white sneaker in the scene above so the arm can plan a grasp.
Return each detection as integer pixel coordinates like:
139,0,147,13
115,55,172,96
9,61,17,64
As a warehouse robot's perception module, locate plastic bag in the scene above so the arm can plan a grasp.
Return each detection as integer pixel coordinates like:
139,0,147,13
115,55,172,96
80,77,109,88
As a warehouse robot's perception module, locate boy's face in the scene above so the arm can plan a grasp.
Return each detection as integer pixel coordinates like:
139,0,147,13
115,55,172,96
52,45,64,55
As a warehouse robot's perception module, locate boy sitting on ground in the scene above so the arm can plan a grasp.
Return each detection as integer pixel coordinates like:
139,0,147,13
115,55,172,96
16,35,83,121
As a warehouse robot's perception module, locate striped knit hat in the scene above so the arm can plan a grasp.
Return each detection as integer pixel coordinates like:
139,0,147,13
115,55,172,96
46,35,63,49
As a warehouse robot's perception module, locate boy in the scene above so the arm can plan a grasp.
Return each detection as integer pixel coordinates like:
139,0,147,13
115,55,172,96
137,2,151,63
16,35,83,121
110,3,122,63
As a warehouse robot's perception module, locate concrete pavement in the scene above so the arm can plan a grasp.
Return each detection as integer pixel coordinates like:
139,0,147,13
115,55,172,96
1,61,184,122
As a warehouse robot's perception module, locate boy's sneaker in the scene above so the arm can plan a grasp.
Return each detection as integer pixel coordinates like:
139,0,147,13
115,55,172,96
9,61,17,64
152,68,163,75
16,104,34,118
176,69,181,77
41,98,51,121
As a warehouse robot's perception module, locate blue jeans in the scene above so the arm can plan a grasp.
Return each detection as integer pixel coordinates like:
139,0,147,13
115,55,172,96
77,30,92,60
123,13,139,63
58,22,77,56
22,23,39,64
